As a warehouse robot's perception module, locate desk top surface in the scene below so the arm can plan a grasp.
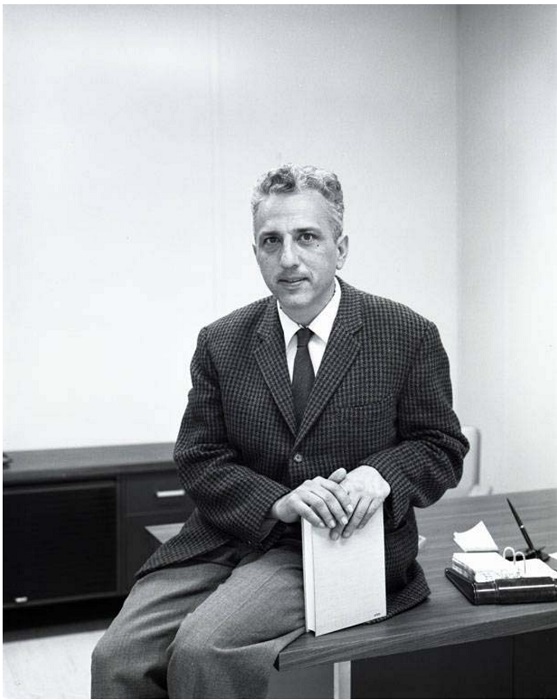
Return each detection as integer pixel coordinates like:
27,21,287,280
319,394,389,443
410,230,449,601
277,488,557,670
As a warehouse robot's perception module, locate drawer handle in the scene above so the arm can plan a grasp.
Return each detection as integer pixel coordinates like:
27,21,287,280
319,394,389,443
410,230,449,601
155,489,185,499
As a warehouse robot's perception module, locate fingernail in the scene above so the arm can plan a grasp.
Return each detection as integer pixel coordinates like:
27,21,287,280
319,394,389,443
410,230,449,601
332,532,339,540
347,504,354,513
343,531,352,538
341,517,348,525
328,521,335,528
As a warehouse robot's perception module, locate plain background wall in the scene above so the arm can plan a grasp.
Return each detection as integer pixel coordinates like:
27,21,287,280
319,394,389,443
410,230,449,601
6,5,556,494
458,5,557,493
4,5,459,450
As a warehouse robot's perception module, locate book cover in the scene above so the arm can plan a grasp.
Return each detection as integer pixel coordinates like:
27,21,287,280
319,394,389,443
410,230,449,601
302,506,386,636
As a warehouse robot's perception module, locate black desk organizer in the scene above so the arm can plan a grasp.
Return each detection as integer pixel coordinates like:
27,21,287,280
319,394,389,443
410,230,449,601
445,567,557,605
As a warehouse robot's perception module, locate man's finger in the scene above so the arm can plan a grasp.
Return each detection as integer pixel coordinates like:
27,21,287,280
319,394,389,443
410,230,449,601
303,490,340,528
327,467,347,483
316,488,350,527
357,498,382,529
294,481,348,527
318,479,353,517
300,509,328,529
342,495,371,537
329,522,345,541
310,488,350,528
291,495,329,528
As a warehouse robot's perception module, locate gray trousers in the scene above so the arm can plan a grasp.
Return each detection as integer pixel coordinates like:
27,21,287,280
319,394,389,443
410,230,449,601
91,537,306,699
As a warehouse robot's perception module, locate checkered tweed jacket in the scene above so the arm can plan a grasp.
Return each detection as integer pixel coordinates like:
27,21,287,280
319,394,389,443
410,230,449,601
138,278,468,618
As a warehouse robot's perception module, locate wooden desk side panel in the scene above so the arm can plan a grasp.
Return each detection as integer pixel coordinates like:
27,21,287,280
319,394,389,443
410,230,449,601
352,635,514,699
352,628,557,699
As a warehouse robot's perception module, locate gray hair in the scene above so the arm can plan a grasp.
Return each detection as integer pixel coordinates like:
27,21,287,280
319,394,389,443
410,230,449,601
251,164,344,239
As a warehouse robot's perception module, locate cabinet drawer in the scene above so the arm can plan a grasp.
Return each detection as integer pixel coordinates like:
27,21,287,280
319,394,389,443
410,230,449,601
123,511,186,590
124,471,193,515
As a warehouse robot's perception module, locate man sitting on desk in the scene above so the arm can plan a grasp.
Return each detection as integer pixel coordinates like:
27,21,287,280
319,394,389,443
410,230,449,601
91,164,469,699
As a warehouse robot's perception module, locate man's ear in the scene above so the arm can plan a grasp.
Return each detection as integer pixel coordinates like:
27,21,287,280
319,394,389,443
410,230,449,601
336,234,349,269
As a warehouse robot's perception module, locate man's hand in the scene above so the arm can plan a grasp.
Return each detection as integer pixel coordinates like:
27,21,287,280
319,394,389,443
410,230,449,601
270,468,353,529
329,466,391,540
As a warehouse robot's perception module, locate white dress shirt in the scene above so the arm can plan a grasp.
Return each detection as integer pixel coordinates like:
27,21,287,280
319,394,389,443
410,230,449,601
277,278,341,380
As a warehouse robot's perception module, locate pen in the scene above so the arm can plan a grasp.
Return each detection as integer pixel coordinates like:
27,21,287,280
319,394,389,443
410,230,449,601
506,498,536,551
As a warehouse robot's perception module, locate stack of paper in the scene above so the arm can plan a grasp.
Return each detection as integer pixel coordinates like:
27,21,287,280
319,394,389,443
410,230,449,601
452,552,519,582
517,558,557,579
302,506,386,637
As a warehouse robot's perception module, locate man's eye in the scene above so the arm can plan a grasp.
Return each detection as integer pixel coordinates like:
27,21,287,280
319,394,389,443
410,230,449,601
300,232,315,243
263,237,279,246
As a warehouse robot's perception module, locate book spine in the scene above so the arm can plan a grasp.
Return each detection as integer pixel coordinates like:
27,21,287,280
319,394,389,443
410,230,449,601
474,577,557,604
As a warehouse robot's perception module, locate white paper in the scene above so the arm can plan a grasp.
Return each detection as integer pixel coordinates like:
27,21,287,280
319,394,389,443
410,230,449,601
520,558,557,579
453,520,499,552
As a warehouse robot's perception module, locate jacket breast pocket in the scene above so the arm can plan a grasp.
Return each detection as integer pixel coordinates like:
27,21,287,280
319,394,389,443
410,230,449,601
320,394,398,461
334,393,396,423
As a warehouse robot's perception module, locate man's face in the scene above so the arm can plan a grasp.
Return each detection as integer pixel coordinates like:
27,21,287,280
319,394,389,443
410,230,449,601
253,191,348,325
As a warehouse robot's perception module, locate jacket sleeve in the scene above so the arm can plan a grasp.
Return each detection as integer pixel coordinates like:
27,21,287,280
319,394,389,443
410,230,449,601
361,321,469,527
173,327,290,545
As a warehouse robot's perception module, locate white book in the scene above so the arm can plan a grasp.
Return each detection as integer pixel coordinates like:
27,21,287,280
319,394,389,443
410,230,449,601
301,506,386,636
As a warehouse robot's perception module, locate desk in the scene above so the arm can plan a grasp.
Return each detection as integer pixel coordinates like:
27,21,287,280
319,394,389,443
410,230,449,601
148,489,557,698
276,488,557,698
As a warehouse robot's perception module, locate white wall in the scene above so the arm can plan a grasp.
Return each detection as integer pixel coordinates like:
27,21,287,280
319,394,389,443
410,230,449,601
3,5,460,450
458,6,557,492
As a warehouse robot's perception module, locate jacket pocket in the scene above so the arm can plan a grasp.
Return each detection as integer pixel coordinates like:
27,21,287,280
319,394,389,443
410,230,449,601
333,393,395,413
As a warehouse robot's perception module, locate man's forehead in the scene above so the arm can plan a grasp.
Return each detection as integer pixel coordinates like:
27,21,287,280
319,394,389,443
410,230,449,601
255,190,330,225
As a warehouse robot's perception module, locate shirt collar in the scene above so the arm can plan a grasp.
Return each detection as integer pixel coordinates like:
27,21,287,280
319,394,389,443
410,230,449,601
277,278,341,347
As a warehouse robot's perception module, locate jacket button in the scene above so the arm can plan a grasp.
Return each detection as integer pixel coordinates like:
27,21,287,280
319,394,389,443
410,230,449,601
293,453,303,463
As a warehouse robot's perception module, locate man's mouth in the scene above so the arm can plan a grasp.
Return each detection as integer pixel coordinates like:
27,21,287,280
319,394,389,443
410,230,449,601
279,277,306,286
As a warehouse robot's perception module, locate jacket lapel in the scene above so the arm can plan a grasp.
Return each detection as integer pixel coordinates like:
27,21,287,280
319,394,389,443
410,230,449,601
294,279,363,445
253,298,298,436
252,280,364,441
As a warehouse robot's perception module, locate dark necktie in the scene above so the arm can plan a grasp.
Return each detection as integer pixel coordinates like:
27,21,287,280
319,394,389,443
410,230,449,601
292,327,315,428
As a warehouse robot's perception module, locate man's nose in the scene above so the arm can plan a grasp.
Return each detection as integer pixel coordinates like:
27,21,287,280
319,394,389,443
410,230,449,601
280,238,299,267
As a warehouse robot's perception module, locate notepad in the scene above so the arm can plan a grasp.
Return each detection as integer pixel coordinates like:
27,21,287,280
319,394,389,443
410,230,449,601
451,551,557,582
452,552,519,582
302,507,386,636
519,558,557,579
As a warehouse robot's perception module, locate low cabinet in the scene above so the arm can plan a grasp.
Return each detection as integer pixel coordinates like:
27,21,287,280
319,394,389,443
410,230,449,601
3,443,192,608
